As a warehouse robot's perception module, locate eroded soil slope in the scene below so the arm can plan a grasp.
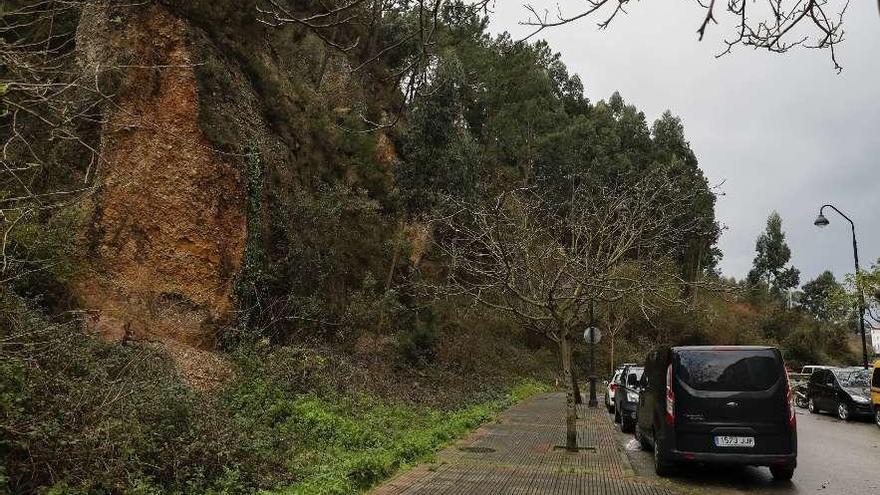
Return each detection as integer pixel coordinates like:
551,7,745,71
75,3,245,350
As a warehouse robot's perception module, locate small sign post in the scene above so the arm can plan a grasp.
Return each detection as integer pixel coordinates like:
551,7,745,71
583,327,601,407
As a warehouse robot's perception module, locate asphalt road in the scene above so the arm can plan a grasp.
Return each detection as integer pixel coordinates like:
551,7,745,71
612,405,880,494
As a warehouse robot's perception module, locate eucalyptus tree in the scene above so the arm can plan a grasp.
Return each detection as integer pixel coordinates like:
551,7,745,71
748,212,801,299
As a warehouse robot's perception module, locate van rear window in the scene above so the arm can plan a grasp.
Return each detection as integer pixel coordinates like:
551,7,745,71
675,349,781,392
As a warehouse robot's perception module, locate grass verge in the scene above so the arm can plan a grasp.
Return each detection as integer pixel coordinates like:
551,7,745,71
249,380,550,495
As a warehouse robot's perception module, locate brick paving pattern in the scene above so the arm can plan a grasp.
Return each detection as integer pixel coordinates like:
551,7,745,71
372,392,675,495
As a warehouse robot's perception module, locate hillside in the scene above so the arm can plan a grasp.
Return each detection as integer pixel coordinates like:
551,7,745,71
0,1,858,494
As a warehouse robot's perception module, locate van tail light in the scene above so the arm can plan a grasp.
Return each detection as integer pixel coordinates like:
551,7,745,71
610,383,619,393
665,364,675,425
784,370,796,429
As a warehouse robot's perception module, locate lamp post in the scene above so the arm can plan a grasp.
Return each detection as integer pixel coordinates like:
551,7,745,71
583,325,601,407
814,204,869,369
584,301,600,408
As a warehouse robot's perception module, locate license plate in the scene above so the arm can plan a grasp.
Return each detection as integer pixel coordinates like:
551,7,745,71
714,436,755,448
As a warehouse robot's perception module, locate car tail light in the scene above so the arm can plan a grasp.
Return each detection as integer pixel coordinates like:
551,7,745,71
784,369,796,429
665,363,675,425
610,383,619,393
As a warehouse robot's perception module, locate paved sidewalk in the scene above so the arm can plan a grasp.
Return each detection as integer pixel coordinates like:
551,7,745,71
372,392,675,495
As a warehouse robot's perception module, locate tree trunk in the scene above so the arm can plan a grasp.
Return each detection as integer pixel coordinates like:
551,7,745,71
385,219,404,291
559,332,578,451
610,333,615,374
570,350,583,405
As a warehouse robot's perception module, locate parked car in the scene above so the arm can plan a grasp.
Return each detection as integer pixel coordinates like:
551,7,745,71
614,365,644,433
807,367,872,420
634,346,796,481
801,365,832,375
872,360,880,428
605,363,636,414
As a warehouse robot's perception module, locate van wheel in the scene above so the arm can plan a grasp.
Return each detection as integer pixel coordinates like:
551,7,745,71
875,407,880,429
653,434,674,477
807,398,818,414
770,465,794,481
837,402,850,421
620,415,634,433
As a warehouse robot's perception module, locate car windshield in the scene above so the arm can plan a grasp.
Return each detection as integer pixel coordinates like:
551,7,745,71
675,349,781,392
832,369,869,388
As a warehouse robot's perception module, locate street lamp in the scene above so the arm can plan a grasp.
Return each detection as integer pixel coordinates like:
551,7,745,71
584,301,600,408
813,204,869,369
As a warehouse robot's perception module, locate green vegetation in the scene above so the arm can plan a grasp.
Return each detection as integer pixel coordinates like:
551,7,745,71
800,271,845,321
747,212,800,296
252,380,548,495
591,211,861,373
0,293,548,494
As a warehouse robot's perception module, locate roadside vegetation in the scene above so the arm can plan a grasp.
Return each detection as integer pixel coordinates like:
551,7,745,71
592,212,872,373
1,292,547,494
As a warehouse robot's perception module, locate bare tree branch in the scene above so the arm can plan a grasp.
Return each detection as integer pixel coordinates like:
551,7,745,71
519,0,851,72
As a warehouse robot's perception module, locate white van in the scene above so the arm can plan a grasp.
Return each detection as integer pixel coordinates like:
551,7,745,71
801,365,832,375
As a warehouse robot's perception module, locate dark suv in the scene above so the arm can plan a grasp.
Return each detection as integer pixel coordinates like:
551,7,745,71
634,346,796,480
806,367,872,420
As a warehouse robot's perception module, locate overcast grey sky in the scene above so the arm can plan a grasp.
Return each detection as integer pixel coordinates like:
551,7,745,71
488,1,880,284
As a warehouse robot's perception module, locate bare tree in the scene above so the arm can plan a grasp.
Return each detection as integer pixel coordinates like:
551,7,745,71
0,0,105,280
429,173,718,451
521,0,852,72
600,295,633,374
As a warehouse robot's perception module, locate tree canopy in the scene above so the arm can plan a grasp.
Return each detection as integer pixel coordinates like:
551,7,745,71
800,270,844,321
748,212,800,297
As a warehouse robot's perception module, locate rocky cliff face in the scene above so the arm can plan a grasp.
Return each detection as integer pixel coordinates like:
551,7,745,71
74,3,246,350
67,1,396,377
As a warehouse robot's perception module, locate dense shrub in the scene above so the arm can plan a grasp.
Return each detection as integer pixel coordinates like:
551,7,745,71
2,206,84,312
779,317,853,367
0,293,547,494
399,310,439,366
0,293,260,494
590,289,858,374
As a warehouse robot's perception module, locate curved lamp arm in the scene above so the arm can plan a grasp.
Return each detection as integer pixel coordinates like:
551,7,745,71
817,204,855,231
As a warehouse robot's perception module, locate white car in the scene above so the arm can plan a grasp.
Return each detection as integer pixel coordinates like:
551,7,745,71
605,363,636,413
801,365,832,375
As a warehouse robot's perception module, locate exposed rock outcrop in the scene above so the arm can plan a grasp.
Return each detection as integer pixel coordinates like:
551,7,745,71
74,3,245,350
